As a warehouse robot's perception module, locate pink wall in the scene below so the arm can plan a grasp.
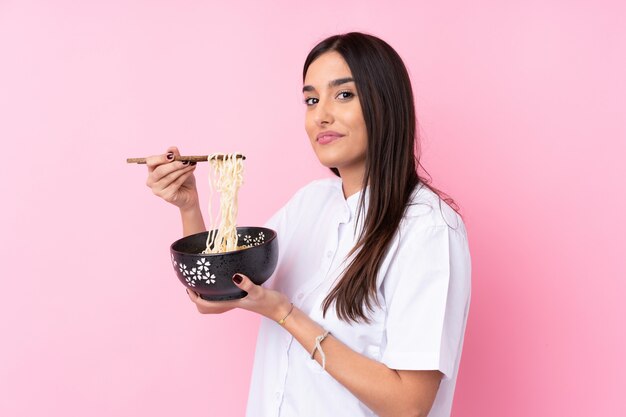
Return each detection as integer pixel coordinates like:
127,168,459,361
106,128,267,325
1,1,624,416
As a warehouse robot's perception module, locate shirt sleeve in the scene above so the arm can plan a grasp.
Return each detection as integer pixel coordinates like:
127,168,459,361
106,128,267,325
380,223,471,380
261,186,309,288
262,182,312,248
263,204,287,234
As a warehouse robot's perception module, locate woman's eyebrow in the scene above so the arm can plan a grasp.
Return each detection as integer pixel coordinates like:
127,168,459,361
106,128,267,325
302,77,355,93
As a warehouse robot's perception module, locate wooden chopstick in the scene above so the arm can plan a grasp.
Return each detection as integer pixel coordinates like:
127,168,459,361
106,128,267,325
126,154,246,164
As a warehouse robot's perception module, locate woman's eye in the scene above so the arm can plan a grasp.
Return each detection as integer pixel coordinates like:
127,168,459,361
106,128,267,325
337,91,354,100
303,97,318,106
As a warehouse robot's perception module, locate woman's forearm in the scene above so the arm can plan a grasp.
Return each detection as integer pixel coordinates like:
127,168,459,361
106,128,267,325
282,307,435,417
186,274,440,416
180,201,206,237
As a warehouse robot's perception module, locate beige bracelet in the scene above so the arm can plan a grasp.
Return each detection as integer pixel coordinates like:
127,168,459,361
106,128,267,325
310,330,331,370
278,303,294,326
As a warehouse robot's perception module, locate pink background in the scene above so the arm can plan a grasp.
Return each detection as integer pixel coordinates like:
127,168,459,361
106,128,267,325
1,1,624,416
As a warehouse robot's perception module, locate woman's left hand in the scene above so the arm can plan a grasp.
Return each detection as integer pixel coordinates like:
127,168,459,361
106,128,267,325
185,273,292,322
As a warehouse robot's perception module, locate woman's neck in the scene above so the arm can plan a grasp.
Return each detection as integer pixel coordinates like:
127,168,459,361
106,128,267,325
338,167,365,199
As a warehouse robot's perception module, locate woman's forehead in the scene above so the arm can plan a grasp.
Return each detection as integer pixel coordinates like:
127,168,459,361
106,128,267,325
304,52,353,87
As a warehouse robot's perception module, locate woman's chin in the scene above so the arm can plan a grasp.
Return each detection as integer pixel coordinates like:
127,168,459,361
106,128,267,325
316,158,335,168
316,158,342,171
313,151,345,169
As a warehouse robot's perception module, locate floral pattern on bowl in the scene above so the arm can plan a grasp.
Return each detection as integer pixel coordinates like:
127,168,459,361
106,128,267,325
170,227,278,301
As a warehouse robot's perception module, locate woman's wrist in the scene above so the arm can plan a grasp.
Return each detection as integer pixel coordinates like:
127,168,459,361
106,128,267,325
280,307,326,353
178,192,200,213
276,301,295,325
179,199,206,236
271,298,291,322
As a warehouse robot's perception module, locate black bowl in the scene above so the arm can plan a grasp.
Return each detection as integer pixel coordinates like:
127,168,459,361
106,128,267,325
170,227,278,301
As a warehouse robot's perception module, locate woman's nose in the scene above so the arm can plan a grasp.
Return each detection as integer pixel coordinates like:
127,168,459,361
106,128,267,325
314,99,334,126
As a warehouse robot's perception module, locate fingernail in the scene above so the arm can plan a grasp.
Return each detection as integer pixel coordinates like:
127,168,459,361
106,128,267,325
166,152,174,160
185,288,189,295
232,274,243,284
190,161,197,166
182,160,189,165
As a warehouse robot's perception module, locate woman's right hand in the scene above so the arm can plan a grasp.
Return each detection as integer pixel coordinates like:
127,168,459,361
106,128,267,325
145,146,199,210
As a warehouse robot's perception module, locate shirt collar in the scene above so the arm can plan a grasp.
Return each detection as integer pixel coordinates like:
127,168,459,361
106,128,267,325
331,177,369,223
346,189,362,218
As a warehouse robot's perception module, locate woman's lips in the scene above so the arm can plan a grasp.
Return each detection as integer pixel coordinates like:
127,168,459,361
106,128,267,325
317,134,345,145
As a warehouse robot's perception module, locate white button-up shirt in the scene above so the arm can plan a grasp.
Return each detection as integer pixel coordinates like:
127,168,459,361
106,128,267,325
246,177,471,417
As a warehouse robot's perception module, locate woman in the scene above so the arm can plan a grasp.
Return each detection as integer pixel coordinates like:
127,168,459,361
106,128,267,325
145,32,471,417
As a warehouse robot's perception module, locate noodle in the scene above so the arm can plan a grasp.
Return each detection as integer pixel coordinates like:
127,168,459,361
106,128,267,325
202,153,245,254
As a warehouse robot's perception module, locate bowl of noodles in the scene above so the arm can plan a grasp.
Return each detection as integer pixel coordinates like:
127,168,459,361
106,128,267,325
167,153,278,300
170,226,278,301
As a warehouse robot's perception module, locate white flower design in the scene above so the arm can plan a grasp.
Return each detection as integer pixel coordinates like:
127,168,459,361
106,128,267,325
184,274,196,287
171,258,217,285
201,273,217,284
196,258,211,272
244,231,266,246
189,267,199,281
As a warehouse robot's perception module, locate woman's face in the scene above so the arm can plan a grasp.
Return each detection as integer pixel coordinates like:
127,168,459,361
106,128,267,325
303,51,367,178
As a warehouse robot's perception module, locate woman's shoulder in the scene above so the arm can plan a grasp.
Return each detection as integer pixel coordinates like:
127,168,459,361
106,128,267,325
403,183,466,233
290,176,342,202
279,177,342,212
300,176,342,194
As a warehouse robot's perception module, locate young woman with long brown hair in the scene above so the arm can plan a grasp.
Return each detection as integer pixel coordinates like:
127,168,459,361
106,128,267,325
145,32,471,417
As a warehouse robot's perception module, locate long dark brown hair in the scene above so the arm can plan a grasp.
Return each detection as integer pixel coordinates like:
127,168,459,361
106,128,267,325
303,32,459,324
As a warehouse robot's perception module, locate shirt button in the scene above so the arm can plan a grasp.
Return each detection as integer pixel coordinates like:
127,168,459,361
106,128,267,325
326,250,333,258
275,391,281,400
297,293,304,300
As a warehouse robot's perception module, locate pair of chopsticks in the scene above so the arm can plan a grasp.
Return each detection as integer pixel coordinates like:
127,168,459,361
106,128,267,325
126,154,246,164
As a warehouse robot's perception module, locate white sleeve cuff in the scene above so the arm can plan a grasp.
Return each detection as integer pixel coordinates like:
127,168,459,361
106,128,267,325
381,351,454,380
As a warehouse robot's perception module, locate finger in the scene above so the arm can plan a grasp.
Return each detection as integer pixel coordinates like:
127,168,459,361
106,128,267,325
231,273,259,298
187,289,220,313
145,146,182,172
153,163,195,192
147,160,192,189
145,151,175,171
167,146,181,157
187,289,239,311
185,288,199,301
160,169,196,201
